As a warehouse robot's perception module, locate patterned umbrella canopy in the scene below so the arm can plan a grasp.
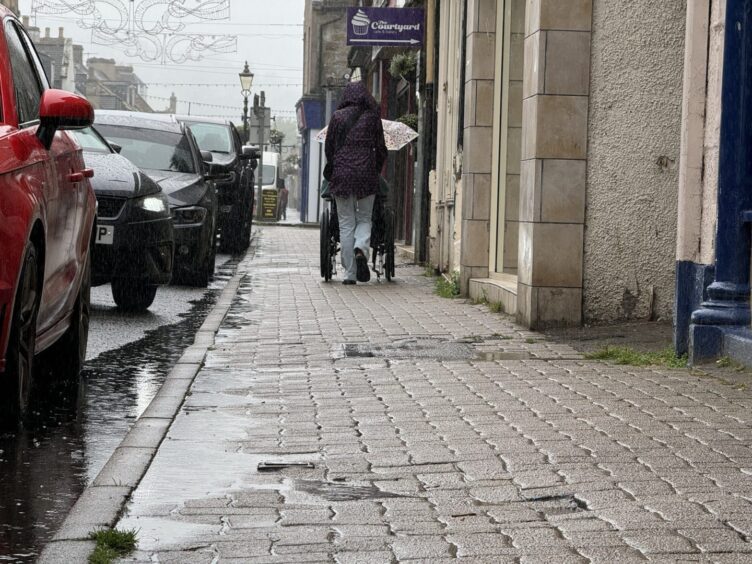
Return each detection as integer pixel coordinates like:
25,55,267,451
315,119,418,151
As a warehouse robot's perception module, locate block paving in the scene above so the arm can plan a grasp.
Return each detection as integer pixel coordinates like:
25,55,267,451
119,227,752,563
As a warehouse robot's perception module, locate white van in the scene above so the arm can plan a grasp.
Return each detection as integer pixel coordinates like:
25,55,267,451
261,151,279,190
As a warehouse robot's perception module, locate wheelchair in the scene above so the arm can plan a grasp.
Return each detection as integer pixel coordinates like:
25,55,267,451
320,193,396,282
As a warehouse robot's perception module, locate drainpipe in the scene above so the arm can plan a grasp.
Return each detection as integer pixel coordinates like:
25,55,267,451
690,0,752,361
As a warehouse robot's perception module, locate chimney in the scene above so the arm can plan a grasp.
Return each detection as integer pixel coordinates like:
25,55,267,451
58,27,64,39
44,27,50,38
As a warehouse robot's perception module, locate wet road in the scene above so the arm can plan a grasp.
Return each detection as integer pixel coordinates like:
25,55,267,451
0,254,239,563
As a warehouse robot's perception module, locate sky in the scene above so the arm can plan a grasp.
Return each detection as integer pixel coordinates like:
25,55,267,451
18,0,305,125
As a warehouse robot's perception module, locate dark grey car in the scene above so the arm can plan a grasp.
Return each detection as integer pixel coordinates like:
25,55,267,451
177,116,257,253
94,111,218,287
72,126,174,310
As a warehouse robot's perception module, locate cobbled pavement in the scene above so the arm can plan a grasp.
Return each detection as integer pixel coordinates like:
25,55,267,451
118,226,752,563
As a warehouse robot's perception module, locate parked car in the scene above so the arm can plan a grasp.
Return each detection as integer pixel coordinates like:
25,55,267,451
0,8,96,421
94,111,218,287
71,126,174,310
177,116,257,253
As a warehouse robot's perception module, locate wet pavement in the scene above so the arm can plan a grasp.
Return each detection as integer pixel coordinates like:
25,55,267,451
0,254,239,562
111,225,752,563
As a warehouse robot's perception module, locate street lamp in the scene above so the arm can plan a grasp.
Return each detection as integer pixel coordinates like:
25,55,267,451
239,61,254,143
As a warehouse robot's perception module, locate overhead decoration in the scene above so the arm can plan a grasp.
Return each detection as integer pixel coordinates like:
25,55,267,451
31,0,237,64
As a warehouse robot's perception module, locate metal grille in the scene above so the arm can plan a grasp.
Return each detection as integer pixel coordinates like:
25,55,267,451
96,196,126,219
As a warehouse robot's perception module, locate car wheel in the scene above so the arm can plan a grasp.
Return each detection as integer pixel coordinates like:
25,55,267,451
186,224,217,288
43,249,90,382
221,192,253,254
111,279,158,311
1,243,40,424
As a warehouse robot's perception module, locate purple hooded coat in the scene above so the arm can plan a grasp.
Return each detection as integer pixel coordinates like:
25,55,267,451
324,82,388,199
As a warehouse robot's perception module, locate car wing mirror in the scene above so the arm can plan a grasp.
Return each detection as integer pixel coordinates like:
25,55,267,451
242,145,261,159
200,150,214,164
36,89,94,150
108,141,122,154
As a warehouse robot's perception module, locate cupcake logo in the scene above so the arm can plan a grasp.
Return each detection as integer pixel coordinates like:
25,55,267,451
351,9,371,36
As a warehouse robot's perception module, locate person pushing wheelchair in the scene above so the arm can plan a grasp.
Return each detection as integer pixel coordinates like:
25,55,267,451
324,82,388,284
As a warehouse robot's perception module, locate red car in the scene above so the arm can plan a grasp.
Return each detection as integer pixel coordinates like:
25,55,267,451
0,8,96,421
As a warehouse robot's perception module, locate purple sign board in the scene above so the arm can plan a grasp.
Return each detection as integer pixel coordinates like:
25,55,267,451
347,7,424,47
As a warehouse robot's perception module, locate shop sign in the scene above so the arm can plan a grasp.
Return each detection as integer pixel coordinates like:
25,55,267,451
347,7,424,47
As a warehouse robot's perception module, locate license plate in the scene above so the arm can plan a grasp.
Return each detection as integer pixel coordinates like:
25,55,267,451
95,225,114,245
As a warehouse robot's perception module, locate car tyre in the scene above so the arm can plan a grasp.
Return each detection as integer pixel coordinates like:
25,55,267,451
43,249,90,383
186,224,217,288
1,243,40,424
111,279,158,311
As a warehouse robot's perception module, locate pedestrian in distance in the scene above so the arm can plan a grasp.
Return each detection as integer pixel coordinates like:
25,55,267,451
324,81,388,285
277,178,289,221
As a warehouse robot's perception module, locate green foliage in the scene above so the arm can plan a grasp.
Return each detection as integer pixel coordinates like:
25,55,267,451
389,51,417,81
489,302,503,314
396,113,418,132
585,346,688,369
435,272,460,299
89,529,137,564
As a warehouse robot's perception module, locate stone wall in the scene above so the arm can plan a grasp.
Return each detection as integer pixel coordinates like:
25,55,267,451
584,0,686,322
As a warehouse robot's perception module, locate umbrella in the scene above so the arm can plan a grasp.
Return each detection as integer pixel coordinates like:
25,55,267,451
315,119,418,151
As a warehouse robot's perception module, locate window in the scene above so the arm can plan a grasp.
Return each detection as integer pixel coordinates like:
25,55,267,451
186,123,233,154
4,22,43,126
95,124,196,174
71,127,113,153
261,164,276,186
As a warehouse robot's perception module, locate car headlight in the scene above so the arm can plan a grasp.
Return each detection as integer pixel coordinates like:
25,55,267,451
172,206,207,225
135,193,168,214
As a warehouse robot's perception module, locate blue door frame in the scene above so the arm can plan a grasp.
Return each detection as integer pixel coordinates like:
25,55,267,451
689,0,752,362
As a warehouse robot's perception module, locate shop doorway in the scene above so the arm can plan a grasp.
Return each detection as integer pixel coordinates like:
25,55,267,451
489,0,525,278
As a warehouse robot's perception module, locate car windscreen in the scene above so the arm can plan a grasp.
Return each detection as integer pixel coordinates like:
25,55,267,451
187,123,233,154
94,124,196,174
261,164,276,185
71,127,112,153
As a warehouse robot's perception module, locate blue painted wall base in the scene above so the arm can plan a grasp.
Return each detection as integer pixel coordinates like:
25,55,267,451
675,261,715,356
689,324,724,364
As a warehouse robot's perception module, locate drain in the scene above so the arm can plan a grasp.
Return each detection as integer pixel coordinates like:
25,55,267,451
296,480,407,501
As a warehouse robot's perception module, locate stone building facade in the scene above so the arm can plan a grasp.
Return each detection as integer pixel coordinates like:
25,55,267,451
429,0,688,330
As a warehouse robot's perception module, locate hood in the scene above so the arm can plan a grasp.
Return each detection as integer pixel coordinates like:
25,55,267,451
141,169,207,207
337,81,378,112
83,152,161,198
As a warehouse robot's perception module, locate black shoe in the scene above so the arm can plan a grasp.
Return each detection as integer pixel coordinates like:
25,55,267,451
343,280,356,285
355,249,370,282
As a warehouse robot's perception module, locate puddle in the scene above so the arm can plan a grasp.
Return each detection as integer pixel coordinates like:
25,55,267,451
0,269,233,562
294,480,407,502
339,337,475,361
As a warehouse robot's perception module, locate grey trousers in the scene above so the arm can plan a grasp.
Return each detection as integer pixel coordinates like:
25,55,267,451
335,194,375,282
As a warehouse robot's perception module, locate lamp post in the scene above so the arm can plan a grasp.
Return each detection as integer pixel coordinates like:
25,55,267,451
239,61,254,143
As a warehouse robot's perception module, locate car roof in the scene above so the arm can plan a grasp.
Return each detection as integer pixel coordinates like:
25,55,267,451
95,110,185,134
175,115,238,128
0,6,12,18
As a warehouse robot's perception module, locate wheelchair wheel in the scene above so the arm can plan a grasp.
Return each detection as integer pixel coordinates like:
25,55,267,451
320,208,332,281
384,208,395,281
